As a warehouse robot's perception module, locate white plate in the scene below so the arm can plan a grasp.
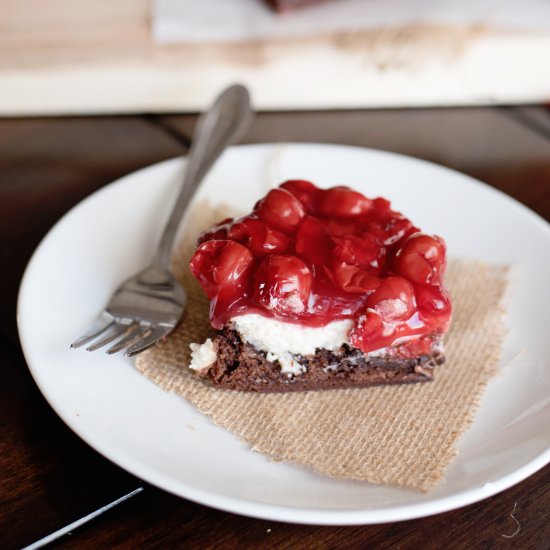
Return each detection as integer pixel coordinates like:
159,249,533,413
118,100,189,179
18,144,550,525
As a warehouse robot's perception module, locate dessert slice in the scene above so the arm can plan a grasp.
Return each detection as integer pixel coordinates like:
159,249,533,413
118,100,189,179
189,180,451,393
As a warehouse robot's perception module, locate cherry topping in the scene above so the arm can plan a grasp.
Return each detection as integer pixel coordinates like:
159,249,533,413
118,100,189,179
190,240,254,299
415,285,452,326
295,216,332,265
372,197,390,211
324,218,357,237
331,262,380,294
253,255,312,318
379,215,416,246
197,218,233,244
190,180,452,352
280,179,319,212
349,277,416,352
255,188,306,232
394,233,446,284
318,186,372,218
332,233,384,274
366,276,416,321
227,217,289,257
348,310,384,351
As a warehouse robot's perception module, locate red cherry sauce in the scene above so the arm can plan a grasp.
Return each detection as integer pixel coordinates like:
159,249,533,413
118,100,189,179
190,180,452,356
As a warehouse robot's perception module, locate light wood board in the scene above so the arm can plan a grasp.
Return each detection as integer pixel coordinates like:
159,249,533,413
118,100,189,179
1,1,549,115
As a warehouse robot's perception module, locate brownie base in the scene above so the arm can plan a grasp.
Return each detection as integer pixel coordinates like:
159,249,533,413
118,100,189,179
196,328,445,393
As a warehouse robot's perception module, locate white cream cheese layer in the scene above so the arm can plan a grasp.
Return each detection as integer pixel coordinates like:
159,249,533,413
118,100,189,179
189,338,217,373
231,314,354,377
232,314,353,356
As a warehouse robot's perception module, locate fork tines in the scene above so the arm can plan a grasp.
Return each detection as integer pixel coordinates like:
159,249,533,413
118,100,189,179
71,319,171,357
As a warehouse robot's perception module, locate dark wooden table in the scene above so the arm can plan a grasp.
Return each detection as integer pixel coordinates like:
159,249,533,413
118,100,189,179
1,107,549,549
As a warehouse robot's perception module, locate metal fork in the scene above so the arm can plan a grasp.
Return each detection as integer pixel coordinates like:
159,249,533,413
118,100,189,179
71,85,253,357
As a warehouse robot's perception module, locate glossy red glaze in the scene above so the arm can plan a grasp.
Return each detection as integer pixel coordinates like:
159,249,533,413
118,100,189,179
318,186,372,217
393,233,446,284
255,187,306,232
227,217,289,257
253,255,312,318
190,180,452,352
189,240,255,324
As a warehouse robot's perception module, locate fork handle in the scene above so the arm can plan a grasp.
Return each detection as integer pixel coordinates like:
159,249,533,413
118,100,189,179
154,85,253,268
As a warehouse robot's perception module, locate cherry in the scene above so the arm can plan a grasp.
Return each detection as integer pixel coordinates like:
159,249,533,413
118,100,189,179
363,207,416,247
318,186,372,218
331,233,385,274
349,276,416,352
366,276,416,321
331,262,381,294
380,215,416,246
295,216,332,265
324,218,356,237
227,217,289,257
255,188,306,233
415,285,452,327
280,179,319,212
253,255,312,318
197,218,233,244
372,197,390,211
348,309,384,352
394,233,446,284
393,335,436,358
190,240,254,299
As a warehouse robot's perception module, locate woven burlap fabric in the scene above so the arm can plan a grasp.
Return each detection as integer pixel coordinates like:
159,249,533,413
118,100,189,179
135,205,510,492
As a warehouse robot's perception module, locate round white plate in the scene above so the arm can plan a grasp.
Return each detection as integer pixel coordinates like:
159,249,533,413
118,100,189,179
18,144,550,525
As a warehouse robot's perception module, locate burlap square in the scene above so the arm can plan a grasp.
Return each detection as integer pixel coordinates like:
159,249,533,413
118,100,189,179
135,204,510,491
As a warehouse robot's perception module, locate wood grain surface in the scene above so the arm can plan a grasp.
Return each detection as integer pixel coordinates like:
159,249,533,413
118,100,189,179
0,107,549,549
1,1,550,114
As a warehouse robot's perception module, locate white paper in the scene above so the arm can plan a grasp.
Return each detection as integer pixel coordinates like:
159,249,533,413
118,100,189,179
154,0,550,44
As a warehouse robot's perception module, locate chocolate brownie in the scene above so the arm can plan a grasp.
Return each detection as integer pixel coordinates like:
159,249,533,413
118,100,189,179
198,328,445,393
